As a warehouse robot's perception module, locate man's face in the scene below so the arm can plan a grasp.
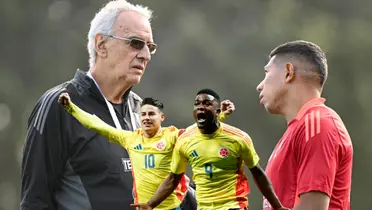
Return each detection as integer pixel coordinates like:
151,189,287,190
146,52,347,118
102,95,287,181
103,11,154,85
256,55,288,114
140,105,164,134
193,94,220,129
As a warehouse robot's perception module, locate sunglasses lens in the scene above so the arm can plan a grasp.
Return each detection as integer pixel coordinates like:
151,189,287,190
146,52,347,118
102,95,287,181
148,44,157,54
130,39,145,50
129,38,157,54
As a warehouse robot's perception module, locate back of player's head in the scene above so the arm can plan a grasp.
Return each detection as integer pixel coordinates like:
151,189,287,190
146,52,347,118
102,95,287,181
269,40,328,87
141,97,164,111
197,88,220,103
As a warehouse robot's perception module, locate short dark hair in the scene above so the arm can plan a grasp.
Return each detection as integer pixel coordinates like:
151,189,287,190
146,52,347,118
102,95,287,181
197,88,220,102
269,40,328,86
141,97,164,111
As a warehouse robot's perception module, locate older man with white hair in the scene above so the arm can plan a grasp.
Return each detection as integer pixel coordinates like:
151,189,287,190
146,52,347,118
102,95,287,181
20,1,196,210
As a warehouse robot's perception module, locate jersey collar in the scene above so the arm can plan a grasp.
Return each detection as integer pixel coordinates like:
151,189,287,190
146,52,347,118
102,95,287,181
198,123,223,139
295,97,326,120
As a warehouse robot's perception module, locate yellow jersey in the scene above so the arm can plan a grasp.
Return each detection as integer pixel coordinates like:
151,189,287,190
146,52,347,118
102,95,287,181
66,102,228,209
171,123,260,210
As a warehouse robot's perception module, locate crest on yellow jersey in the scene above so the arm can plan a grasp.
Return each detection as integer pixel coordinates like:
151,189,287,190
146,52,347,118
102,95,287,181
219,147,229,159
155,139,166,151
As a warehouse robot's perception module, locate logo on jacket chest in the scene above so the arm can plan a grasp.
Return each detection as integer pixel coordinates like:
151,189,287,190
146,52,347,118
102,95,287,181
122,158,132,172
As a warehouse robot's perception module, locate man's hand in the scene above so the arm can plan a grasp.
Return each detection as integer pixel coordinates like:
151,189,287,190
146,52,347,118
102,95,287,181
58,93,71,108
130,203,152,210
220,100,235,116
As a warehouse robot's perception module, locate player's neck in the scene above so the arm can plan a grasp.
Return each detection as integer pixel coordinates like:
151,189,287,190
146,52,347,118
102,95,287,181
282,87,321,123
143,127,161,138
90,68,131,104
199,121,219,135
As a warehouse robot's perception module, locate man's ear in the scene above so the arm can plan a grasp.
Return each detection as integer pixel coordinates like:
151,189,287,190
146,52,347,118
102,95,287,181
285,62,295,83
160,113,165,122
95,33,108,59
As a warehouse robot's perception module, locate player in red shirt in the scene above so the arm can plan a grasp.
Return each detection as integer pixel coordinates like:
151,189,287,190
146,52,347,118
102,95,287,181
256,40,353,210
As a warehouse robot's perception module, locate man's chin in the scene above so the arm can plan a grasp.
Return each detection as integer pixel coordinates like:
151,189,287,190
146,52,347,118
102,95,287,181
125,75,142,86
142,126,152,131
196,122,205,129
265,105,280,115
131,78,142,85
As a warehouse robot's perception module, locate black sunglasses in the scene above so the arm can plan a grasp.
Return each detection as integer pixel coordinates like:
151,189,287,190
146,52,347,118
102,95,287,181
105,34,157,54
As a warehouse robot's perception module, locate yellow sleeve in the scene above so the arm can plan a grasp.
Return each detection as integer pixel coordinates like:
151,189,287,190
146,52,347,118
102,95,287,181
218,112,228,122
240,134,260,169
170,139,188,174
174,124,196,141
167,126,180,145
66,102,133,148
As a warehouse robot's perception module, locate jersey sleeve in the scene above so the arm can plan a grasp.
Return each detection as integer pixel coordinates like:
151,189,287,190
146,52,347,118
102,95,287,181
218,112,228,122
166,126,180,145
170,138,188,175
240,133,260,169
295,117,339,197
67,101,133,148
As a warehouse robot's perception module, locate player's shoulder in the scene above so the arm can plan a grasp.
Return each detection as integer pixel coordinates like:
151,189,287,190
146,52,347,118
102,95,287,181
164,125,179,132
295,104,351,145
173,125,198,150
134,128,143,135
220,123,251,140
162,126,182,140
28,82,72,130
298,105,343,130
32,82,74,119
177,124,198,140
38,83,70,105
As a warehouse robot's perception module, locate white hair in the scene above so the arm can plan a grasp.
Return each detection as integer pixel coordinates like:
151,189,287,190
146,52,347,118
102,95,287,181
87,0,153,68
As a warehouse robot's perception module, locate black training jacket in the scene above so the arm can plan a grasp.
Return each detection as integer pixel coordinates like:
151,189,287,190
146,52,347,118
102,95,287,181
21,70,142,210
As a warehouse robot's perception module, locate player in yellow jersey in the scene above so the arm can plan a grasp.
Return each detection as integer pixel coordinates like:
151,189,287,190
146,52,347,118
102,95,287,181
132,89,289,210
58,92,234,210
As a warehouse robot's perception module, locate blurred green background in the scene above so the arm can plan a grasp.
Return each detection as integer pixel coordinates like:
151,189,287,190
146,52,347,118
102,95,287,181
0,0,371,209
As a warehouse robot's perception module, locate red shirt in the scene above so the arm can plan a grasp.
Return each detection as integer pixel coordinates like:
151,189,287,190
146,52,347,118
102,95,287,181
263,98,353,210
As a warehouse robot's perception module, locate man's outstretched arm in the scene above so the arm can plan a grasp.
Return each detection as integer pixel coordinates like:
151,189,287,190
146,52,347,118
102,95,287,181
131,172,184,210
58,93,132,147
249,164,287,210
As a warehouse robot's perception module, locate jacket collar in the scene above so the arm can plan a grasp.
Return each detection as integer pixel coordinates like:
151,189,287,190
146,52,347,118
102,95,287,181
72,69,132,104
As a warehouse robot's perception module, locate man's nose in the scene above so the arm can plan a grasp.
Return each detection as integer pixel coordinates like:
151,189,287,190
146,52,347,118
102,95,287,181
256,82,263,92
137,45,151,62
143,115,150,120
197,105,205,110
